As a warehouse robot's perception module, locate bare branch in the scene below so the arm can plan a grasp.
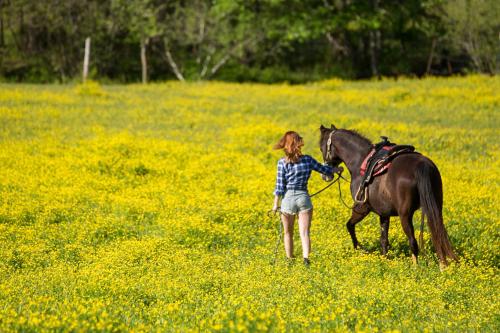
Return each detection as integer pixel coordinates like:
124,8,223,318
208,37,258,78
163,39,185,81
326,32,348,56
200,53,212,78
209,53,231,77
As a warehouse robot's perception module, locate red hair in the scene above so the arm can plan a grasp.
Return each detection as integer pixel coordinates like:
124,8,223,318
274,131,304,163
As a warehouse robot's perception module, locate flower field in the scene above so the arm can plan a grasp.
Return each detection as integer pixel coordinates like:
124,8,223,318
0,76,498,331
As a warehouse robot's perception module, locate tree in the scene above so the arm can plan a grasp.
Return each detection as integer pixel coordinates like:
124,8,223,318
155,0,265,81
0,0,497,82
111,0,159,83
442,0,500,73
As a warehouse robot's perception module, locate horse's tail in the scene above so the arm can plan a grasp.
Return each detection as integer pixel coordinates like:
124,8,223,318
416,162,458,265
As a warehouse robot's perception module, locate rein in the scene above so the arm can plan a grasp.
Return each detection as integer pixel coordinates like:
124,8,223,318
267,174,342,266
267,208,283,266
336,174,357,210
266,173,356,265
323,128,356,209
309,174,341,198
323,129,366,211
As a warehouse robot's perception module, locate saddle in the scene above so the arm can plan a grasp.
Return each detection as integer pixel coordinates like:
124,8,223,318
355,136,416,203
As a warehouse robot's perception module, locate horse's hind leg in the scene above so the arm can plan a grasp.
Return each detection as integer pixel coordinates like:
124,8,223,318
346,204,370,249
400,211,419,265
380,216,390,255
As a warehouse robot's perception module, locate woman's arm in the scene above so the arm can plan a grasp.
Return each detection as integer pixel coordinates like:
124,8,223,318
272,195,280,212
273,160,285,211
311,157,335,176
309,156,342,175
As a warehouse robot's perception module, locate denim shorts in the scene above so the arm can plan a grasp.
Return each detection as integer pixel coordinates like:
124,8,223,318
281,190,313,215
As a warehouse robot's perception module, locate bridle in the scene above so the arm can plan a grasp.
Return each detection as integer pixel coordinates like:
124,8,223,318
324,129,337,164
323,128,367,211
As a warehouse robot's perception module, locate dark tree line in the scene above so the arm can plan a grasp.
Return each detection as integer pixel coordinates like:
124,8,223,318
0,0,498,83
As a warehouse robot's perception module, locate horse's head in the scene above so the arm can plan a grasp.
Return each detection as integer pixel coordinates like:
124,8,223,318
319,124,343,168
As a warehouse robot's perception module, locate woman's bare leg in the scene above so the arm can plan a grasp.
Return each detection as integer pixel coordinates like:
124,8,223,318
281,213,295,258
298,209,313,259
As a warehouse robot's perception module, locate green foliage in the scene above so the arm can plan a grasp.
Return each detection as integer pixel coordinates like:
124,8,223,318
0,0,498,82
442,0,500,73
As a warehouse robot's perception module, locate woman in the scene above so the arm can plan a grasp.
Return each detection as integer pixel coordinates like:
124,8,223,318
272,131,342,266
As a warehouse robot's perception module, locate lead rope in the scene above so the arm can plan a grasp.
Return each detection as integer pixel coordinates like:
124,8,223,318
309,174,342,198
336,173,370,216
337,174,354,210
268,174,343,266
267,208,283,266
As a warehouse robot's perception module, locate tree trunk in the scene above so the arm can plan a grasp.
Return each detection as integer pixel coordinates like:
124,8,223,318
207,37,257,79
369,31,379,78
199,54,212,79
19,5,25,50
141,38,148,84
163,39,185,81
326,32,348,57
0,2,4,48
426,38,437,75
209,53,231,78
369,0,380,79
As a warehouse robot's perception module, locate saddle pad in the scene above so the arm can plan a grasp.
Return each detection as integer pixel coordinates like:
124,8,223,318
355,142,416,203
360,145,393,177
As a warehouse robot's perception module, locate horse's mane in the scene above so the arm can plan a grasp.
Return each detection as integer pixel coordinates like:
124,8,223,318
320,127,372,148
340,129,372,146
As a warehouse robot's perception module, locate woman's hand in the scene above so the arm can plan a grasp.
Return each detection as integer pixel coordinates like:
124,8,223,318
272,195,280,214
272,204,279,213
333,166,344,175
322,166,344,182
322,174,334,182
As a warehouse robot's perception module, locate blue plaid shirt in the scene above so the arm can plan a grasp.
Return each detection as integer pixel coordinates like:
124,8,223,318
274,155,334,196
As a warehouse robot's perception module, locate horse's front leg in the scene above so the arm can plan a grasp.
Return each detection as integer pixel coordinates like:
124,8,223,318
346,204,370,249
380,216,390,255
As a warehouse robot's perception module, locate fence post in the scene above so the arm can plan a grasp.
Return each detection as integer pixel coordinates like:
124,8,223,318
83,37,91,82
141,38,148,84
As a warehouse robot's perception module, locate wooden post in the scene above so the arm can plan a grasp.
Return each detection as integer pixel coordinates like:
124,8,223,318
141,38,148,84
83,37,90,82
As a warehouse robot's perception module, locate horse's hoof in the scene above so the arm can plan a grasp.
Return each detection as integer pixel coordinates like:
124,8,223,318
412,254,418,266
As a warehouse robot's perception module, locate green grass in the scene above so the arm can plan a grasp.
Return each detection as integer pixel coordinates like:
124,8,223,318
0,77,498,331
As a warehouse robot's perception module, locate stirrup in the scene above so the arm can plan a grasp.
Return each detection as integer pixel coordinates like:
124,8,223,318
355,186,368,203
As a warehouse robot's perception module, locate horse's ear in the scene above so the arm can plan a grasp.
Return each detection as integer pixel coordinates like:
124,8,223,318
330,124,337,130
320,124,327,132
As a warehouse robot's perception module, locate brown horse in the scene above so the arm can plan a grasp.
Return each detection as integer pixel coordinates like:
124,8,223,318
319,124,457,268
